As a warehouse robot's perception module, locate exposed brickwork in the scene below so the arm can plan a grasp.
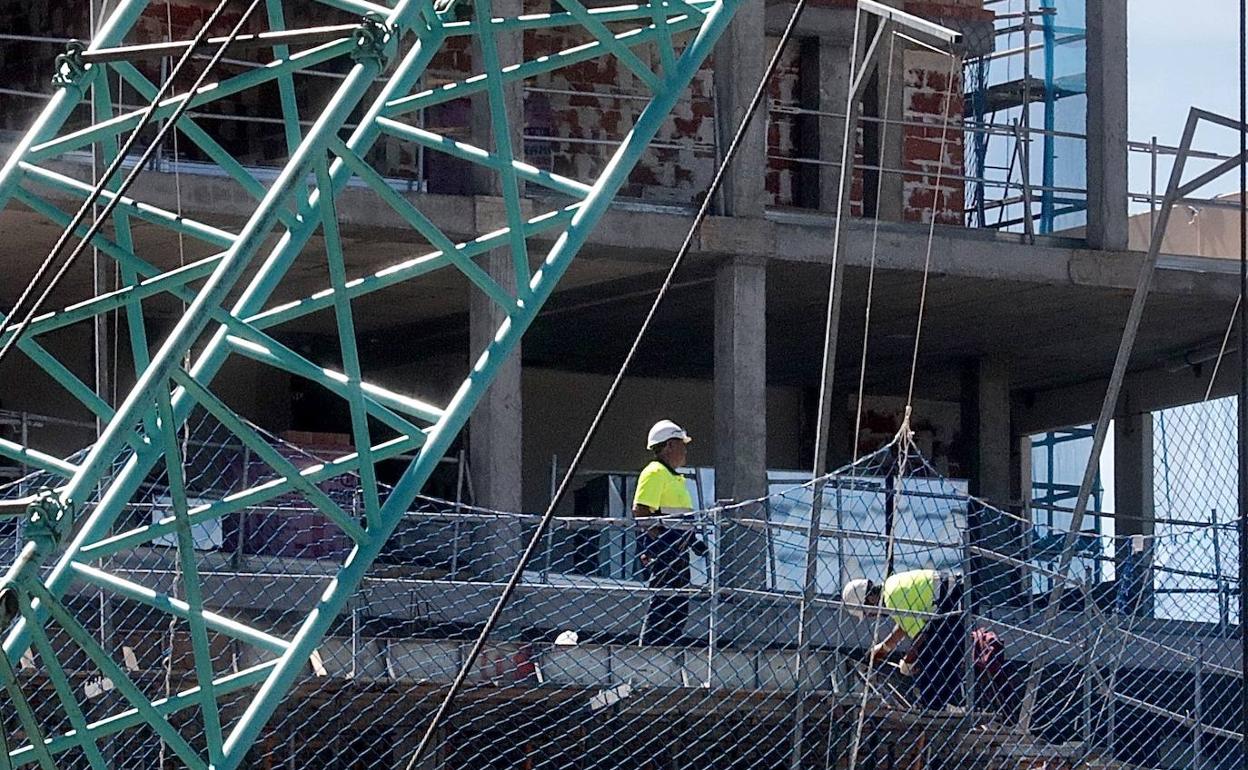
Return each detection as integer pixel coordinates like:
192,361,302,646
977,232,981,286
1,0,981,220
764,37,802,206
521,26,717,204
901,49,965,224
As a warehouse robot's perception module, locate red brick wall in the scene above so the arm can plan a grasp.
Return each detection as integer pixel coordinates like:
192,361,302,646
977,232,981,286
764,38,802,206
11,0,981,219
902,49,965,224
521,24,717,204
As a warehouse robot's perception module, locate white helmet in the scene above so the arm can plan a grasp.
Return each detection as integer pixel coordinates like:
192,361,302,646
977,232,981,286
841,579,874,619
647,419,692,450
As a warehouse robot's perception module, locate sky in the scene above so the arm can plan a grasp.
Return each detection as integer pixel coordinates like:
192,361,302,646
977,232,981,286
1127,0,1247,208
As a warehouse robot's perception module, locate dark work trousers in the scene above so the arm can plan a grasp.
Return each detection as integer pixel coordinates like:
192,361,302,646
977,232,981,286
639,527,697,646
914,578,965,710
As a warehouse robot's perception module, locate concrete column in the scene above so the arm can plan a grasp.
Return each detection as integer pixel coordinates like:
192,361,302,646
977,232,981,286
469,248,523,579
1114,411,1154,615
817,38,852,213
714,256,768,587
464,0,525,578
1085,0,1129,250
964,357,1021,606
713,0,767,216
869,26,905,221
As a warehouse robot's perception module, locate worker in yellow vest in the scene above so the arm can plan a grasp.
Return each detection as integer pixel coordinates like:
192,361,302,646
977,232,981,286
633,420,707,646
842,569,966,710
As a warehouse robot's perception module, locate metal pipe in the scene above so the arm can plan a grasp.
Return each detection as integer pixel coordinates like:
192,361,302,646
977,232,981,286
1017,110,1209,732
1195,641,1206,770
1238,2,1247,764
858,0,961,44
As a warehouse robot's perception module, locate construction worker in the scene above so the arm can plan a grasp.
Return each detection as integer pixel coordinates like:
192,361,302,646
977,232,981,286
842,569,966,711
633,419,707,646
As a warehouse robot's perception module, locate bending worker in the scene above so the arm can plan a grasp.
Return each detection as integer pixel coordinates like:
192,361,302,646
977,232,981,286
633,419,708,646
842,569,966,711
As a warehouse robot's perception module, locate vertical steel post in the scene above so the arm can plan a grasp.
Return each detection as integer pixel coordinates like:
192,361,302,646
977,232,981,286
962,529,975,717
1212,508,1228,633
1240,4,1247,768
351,606,360,680
708,508,720,682
794,7,864,761
1107,611,1117,756
1194,641,1205,770
235,445,250,570
1238,0,1248,758
1149,136,1158,233
1082,619,1093,745
452,449,465,580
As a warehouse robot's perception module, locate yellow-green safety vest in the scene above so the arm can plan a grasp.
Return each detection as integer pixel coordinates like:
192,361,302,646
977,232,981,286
633,461,693,513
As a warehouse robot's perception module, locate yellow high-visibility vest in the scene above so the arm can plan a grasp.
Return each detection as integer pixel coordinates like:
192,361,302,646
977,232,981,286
882,569,940,638
633,461,693,513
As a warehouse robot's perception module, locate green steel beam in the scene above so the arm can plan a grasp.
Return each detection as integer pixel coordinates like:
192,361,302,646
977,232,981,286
243,204,580,331
265,0,305,154
0,254,220,347
553,0,661,90
27,37,356,162
78,434,422,560
0,637,56,770
18,163,238,247
67,562,290,653
316,160,381,521
7,664,279,767
219,331,428,433
472,0,531,291
0,439,79,478
22,580,209,770
154,385,226,765
373,116,591,198
16,593,110,770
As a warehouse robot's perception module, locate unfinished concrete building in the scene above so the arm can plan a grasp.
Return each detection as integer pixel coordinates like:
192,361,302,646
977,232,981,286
0,0,1244,767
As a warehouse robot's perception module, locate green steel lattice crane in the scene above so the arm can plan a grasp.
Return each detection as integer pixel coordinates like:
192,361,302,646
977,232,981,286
0,0,742,765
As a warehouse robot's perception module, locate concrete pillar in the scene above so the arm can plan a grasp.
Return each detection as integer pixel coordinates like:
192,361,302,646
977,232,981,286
469,248,523,579
817,38,853,213
868,24,905,221
464,0,525,578
964,357,1021,607
1085,0,1129,250
713,0,767,216
714,256,768,587
1114,411,1154,615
